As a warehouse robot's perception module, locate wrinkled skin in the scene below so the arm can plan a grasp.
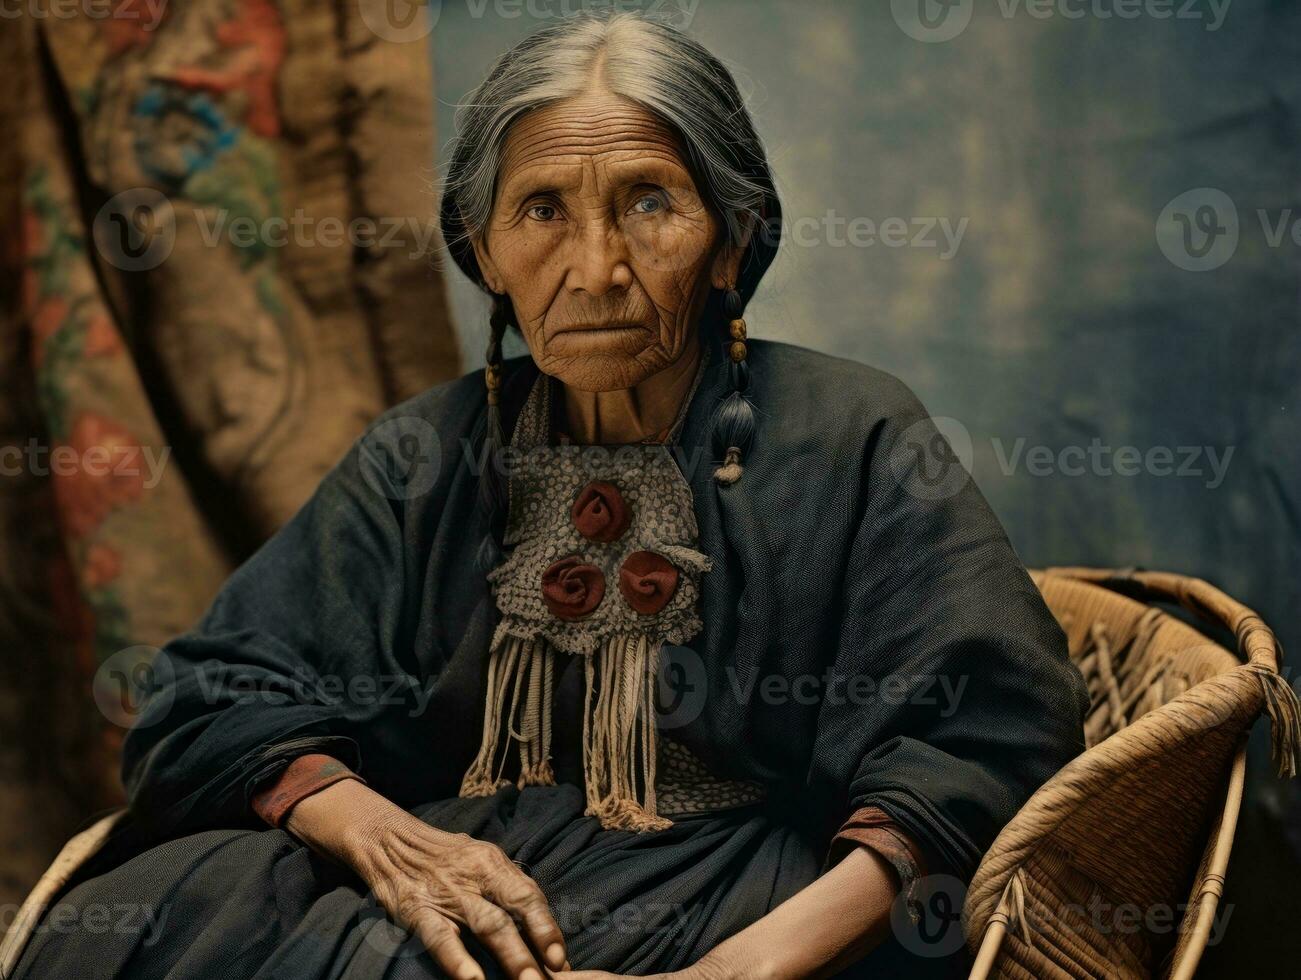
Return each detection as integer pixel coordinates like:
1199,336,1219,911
472,88,745,443
288,87,900,980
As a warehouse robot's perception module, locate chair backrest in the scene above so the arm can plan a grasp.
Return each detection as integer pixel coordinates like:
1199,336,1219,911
964,568,1296,980
1034,573,1240,746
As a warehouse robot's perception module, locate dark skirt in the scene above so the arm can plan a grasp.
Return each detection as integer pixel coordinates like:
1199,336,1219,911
12,783,969,979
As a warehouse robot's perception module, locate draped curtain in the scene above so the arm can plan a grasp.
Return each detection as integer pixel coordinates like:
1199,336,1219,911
0,0,460,902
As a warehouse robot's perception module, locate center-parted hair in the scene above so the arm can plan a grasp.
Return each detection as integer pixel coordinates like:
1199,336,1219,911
438,11,783,566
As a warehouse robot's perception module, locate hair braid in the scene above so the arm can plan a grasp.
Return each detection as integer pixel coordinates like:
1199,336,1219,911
476,295,512,570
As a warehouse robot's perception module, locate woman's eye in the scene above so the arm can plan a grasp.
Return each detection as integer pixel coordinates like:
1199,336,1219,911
526,203,557,221
630,194,664,215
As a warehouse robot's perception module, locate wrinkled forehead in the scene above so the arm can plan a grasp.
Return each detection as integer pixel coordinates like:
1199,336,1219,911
497,93,694,188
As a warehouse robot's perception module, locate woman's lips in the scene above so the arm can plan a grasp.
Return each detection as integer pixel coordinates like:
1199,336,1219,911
546,323,651,354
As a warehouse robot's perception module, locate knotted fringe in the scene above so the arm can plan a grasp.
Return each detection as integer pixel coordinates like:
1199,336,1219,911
460,635,555,796
582,634,671,832
1249,663,1301,778
460,632,670,833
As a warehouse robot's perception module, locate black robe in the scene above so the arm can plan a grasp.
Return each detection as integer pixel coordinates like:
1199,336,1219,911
14,336,1087,979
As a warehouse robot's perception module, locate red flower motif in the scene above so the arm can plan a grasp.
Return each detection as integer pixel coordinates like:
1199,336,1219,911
52,414,149,538
84,544,124,590
84,313,124,358
541,556,606,620
618,551,680,615
168,0,285,138
571,481,631,543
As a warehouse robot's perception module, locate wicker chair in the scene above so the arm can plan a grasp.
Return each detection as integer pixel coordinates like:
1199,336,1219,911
964,567,1299,980
2,567,1295,979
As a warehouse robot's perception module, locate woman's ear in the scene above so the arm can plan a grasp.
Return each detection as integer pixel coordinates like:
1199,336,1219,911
471,236,505,294
709,213,755,290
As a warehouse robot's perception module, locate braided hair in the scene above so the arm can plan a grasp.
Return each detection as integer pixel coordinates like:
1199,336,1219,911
439,11,782,561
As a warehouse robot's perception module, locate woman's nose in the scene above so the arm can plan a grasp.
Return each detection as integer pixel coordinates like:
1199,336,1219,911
565,219,633,296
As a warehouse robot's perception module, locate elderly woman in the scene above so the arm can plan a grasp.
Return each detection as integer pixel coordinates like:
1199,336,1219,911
14,12,1085,980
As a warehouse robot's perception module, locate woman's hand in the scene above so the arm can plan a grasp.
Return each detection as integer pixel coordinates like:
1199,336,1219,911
560,845,899,980
286,780,568,980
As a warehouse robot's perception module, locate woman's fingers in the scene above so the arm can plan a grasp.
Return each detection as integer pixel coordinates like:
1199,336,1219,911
462,893,547,980
410,907,484,980
484,869,568,970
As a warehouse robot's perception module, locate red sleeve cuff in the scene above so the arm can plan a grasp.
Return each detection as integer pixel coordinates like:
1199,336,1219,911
826,805,927,897
251,753,364,828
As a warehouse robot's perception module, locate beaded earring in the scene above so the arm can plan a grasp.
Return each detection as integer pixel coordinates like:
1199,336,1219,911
713,286,753,485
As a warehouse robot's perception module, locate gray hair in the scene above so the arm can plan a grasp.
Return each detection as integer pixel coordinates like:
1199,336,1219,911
441,11,779,568
439,10,781,303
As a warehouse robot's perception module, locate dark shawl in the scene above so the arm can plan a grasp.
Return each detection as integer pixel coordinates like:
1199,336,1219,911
122,333,1087,881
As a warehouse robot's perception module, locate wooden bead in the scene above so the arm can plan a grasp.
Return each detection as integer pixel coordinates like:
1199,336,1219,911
729,318,747,340
728,341,747,363
484,363,501,390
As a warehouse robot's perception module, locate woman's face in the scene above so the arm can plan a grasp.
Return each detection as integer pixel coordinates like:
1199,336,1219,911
472,91,739,392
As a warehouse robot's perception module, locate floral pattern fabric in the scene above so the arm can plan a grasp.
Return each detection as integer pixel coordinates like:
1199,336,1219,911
0,0,459,903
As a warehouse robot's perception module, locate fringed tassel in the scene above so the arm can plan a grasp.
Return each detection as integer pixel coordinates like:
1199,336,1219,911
1250,663,1301,778
460,635,555,797
582,634,671,832
713,446,743,486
